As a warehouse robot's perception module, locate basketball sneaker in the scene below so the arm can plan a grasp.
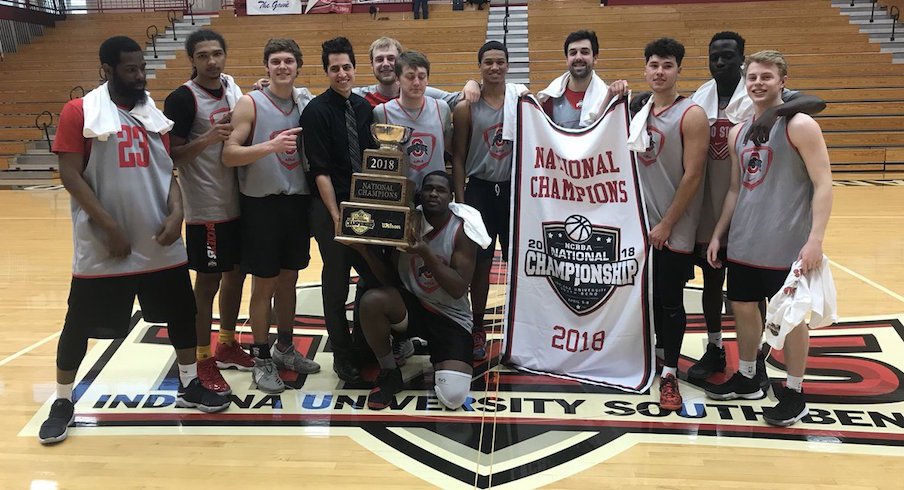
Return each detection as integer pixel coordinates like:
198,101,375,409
705,372,766,400
687,343,726,380
176,378,231,413
764,387,808,427
392,337,415,366
271,343,321,374
215,341,255,371
198,357,231,395
38,398,75,445
756,349,771,393
472,329,488,361
252,357,285,394
658,374,682,410
368,368,404,410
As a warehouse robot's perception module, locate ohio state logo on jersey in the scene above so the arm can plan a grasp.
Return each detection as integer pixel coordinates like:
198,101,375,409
407,132,436,171
709,119,732,161
208,107,231,126
483,123,511,160
740,146,773,190
409,253,448,294
636,126,665,166
270,129,300,170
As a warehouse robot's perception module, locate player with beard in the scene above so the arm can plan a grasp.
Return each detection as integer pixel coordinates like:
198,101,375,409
538,30,627,129
39,36,230,444
686,32,825,384
354,171,479,410
451,41,515,361
632,38,709,411
706,51,833,427
163,29,253,396
222,39,320,394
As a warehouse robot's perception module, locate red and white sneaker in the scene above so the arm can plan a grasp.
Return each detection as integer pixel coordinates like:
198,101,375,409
215,341,255,372
198,357,231,395
658,374,683,411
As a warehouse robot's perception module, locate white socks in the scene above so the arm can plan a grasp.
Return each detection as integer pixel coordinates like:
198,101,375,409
661,366,677,378
178,363,198,387
707,332,723,348
739,360,756,379
786,375,803,392
56,382,74,401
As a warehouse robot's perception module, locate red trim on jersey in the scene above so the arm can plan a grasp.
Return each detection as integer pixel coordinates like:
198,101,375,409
784,117,801,155
247,95,257,146
259,89,295,116
188,79,225,101
725,257,793,271
424,213,454,241
72,261,189,279
652,95,685,117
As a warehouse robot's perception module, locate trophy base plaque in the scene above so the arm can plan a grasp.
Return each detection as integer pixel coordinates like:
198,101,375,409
350,173,412,206
335,202,415,247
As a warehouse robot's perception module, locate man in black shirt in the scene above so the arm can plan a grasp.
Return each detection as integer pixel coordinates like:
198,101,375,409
302,37,379,382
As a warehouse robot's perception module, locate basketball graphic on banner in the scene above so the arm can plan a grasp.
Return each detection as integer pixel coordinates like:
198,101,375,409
564,215,593,243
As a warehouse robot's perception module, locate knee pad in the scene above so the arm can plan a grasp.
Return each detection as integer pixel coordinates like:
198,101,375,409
390,312,409,333
434,370,472,409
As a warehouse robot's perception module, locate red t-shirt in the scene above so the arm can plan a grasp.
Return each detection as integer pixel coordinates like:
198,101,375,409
541,88,586,118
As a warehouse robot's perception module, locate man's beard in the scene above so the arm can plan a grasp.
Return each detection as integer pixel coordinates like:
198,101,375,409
568,64,590,80
110,74,147,106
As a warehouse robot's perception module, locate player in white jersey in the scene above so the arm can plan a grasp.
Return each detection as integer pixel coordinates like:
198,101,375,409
39,36,230,445
706,51,833,427
374,50,453,193
686,32,826,383
354,37,480,109
163,29,254,396
634,38,709,411
451,41,512,361
355,171,478,410
223,39,320,394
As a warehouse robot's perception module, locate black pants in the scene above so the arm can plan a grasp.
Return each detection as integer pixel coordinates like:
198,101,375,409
311,198,379,360
413,0,429,19
652,247,693,368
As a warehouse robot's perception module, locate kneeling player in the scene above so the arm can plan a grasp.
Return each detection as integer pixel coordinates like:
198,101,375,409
357,171,478,410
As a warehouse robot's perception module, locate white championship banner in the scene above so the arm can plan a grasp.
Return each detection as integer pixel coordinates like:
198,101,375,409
247,0,302,15
504,96,654,393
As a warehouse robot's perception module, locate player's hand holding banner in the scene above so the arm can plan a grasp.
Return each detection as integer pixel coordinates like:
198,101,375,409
504,96,654,393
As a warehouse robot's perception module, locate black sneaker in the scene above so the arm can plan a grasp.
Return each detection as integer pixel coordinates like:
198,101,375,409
333,355,362,383
176,378,231,413
687,343,726,380
705,372,766,400
764,387,808,427
38,398,75,445
367,368,403,410
756,349,772,393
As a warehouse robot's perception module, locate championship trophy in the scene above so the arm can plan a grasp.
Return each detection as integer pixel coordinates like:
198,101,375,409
335,123,421,247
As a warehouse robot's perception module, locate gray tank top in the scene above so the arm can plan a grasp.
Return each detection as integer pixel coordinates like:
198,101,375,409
398,214,473,332
696,101,733,244
635,97,703,254
375,97,450,191
464,98,512,182
728,116,813,269
238,89,310,197
547,93,583,129
180,80,240,223
72,108,187,277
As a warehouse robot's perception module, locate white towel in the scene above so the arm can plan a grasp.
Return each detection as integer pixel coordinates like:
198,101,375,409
627,90,655,152
293,86,313,111
82,82,173,140
501,82,530,141
690,78,753,125
416,203,492,249
763,256,838,350
537,71,608,128
221,73,245,110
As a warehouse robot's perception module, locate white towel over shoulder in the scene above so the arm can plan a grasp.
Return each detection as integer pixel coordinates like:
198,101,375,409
221,74,245,110
416,203,492,250
82,82,173,140
501,82,530,141
764,256,838,350
537,71,608,128
690,78,753,125
627,90,655,152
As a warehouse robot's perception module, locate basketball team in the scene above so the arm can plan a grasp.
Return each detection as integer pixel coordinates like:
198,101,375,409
36,24,832,444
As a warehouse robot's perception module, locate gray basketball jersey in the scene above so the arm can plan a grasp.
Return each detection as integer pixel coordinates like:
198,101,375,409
238,89,310,197
73,108,187,277
180,80,240,223
696,101,733,243
375,98,451,191
398,214,473,332
547,94,583,129
635,97,703,254
728,116,813,269
464,98,512,182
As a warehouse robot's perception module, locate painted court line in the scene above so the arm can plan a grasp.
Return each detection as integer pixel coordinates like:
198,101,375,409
0,331,61,368
830,259,904,305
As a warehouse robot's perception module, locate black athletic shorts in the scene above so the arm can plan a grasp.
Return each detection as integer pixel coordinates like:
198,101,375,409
692,243,727,274
63,264,196,339
464,177,511,261
726,261,790,303
240,193,311,278
398,287,473,365
185,219,241,273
